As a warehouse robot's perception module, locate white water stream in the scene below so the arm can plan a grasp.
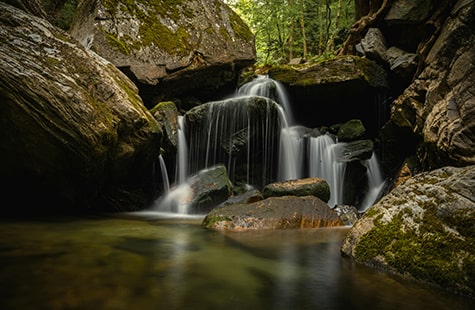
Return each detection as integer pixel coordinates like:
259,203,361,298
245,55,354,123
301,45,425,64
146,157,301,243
155,75,386,213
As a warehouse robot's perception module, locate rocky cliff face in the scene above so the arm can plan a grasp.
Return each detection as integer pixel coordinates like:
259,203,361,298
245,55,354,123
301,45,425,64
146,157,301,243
339,0,475,298
70,0,256,108
0,2,162,212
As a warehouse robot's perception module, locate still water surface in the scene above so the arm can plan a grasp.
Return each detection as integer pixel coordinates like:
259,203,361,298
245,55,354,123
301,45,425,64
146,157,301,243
0,212,473,310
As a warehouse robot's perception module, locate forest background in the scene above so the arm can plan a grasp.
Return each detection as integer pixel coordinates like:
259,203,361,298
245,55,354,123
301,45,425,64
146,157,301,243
224,0,356,64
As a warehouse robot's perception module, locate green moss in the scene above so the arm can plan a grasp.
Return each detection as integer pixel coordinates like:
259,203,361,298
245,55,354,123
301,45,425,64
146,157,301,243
104,32,130,55
101,0,191,56
202,215,232,228
225,4,253,42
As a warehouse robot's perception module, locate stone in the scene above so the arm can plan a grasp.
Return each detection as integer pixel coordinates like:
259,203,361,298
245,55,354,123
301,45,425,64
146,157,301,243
0,3,161,212
262,178,330,203
202,195,344,231
70,0,256,107
341,165,475,297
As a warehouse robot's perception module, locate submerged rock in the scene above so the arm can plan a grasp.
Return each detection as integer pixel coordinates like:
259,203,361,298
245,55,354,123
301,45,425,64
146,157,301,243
202,196,344,231
341,165,475,297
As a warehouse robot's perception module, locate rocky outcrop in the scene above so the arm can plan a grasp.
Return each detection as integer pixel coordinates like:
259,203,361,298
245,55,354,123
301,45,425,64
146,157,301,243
202,195,344,231
341,165,475,297
70,0,256,108
0,3,162,213
150,101,179,154
342,0,475,176
389,1,475,170
183,95,283,188
2,0,46,18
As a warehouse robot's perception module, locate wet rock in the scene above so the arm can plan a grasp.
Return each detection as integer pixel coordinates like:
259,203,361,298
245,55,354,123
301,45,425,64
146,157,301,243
262,178,330,203
341,165,475,297
186,165,233,214
202,196,344,231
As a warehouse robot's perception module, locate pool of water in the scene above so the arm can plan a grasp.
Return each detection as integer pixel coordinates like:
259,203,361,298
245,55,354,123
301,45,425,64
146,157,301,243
0,212,473,309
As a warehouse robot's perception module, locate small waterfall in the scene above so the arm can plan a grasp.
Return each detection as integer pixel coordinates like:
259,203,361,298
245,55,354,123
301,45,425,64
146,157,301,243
238,75,295,125
153,75,387,214
155,182,192,214
308,135,347,207
359,153,386,212
176,116,188,185
158,154,170,193
184,96,281,188
278,125,305,181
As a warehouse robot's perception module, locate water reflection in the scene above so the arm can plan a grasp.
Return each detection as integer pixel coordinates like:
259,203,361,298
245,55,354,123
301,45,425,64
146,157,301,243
0,214,473,309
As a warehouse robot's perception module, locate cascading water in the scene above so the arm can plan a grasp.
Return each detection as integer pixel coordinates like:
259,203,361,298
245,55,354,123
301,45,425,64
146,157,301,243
184,96,281,188
176,116,188,185
158,154,170,193
154,75,386,214
308,134,347,207
359,153,386,212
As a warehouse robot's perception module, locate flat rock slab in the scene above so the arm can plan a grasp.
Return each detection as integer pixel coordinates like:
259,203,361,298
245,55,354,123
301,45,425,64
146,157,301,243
202,196,344,231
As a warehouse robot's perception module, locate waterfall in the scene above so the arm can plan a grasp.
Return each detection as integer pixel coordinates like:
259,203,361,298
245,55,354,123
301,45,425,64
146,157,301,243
238,75,295,125
308,135,347,207
359,153,386,212
158,154,170,193
278,125,305,181
176,116,188,185
153,75,387,214
184,96,281,188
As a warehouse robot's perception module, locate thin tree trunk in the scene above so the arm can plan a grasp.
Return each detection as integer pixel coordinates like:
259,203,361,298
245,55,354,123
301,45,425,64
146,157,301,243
325,0,332,52
299,0,307,59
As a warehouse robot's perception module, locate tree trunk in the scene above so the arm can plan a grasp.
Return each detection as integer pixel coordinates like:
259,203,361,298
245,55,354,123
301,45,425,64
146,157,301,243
299,0,307,59
338,0,392,55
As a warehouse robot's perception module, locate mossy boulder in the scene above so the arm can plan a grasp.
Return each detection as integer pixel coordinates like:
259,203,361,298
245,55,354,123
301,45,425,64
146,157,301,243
337,119,366,141
150,101,179,154
202,196,344,231
0,3,162,213
341,165,475,297
262,178,330,203
70,0,256,107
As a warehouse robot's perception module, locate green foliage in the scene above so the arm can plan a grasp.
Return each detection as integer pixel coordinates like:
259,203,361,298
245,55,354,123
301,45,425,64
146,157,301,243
41,0,80,31
224,0,356,65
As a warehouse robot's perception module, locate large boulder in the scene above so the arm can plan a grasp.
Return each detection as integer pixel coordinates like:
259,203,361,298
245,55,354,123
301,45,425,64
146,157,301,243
341,165,475,297
70,0,256,108
0,3,162,213
202,195,344,231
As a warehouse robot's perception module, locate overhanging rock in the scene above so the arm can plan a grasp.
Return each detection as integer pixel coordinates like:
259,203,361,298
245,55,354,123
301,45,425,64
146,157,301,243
70,0,256,108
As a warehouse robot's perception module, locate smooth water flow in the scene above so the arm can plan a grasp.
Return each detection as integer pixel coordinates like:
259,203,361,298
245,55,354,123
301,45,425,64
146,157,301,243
308,135,347,207
156,75,386,213
238,75,295,125
360,153,386,212
158,155,170,193
176,116,188,185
